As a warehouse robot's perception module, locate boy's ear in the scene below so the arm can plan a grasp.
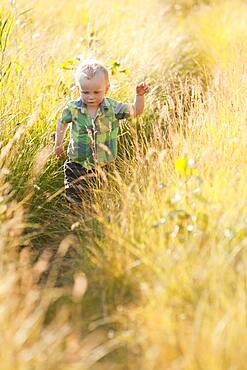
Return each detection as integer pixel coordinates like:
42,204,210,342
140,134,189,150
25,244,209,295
105,83,110,93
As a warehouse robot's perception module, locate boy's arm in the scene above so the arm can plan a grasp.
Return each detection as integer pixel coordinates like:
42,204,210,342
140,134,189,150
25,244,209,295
54,118,68,157
130,82,149,117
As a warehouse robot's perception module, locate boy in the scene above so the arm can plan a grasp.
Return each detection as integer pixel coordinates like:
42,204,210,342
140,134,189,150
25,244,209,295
55,59,149,204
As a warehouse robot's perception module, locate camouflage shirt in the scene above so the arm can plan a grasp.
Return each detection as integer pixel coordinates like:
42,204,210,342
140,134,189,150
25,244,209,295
61,98,131,168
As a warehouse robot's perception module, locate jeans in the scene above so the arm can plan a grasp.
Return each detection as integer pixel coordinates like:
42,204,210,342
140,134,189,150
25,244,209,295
64,160,96,203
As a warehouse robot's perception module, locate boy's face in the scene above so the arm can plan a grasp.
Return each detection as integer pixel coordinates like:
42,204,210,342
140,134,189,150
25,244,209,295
79,71,110,107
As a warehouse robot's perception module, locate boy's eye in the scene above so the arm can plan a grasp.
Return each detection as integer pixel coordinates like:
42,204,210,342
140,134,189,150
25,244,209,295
82,91,89,94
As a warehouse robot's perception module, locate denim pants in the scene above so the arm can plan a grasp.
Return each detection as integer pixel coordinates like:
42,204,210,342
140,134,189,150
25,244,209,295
64,160,96,203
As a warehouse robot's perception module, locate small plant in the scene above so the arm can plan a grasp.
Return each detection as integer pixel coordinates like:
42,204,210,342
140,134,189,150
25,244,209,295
108,60,129,76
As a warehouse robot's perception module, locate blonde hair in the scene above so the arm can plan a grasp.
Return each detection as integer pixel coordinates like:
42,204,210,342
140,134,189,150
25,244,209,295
75,59,109,89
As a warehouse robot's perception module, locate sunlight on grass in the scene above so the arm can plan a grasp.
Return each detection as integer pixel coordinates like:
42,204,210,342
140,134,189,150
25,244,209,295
1,0,247,368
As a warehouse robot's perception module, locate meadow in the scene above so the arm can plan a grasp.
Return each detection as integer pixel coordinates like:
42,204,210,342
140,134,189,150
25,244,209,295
1,0,247,369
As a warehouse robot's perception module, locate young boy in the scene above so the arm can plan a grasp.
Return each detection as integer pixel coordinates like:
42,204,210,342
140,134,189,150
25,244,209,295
55,59,149,204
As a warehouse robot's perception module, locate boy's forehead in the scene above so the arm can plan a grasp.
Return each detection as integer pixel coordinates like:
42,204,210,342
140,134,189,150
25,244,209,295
80,72,107,89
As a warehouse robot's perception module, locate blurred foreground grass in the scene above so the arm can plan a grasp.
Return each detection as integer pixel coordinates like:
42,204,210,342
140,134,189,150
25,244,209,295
1,0,247,369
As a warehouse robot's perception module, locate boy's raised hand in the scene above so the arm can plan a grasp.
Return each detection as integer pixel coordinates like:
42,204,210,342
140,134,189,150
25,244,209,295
136,82,149,96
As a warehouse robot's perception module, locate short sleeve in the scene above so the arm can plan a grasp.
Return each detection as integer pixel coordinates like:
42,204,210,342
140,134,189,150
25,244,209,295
60,107,72,123
114,102,133,120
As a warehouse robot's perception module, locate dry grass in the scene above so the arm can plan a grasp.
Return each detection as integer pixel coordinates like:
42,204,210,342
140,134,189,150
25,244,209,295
1,0,247,369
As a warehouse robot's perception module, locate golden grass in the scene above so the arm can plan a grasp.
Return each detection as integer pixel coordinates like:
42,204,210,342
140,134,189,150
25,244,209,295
1,0,247,369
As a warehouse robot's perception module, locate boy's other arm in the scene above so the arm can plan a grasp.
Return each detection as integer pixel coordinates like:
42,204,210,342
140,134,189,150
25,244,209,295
131,82,149,117
54,118,68,157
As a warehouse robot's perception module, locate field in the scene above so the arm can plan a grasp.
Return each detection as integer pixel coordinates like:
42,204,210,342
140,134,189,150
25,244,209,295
1,0,247,369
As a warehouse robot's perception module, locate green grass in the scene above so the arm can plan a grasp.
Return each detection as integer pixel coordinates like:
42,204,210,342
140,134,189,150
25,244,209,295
1,0,247,369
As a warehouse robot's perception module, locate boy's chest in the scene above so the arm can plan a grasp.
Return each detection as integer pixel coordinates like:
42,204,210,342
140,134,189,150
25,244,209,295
71,109,118,134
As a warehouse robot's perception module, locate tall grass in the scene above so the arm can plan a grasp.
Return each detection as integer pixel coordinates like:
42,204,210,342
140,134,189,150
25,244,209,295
1,0,247,368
